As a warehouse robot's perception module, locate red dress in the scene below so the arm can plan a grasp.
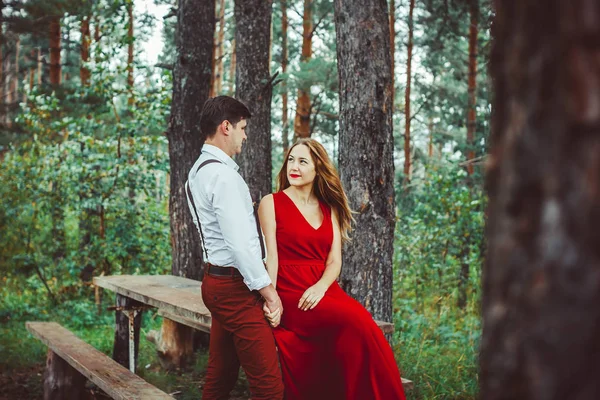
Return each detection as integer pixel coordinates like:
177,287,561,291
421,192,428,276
272,191,406,400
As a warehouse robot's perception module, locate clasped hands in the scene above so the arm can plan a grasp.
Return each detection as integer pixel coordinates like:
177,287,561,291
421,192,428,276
264,282,328,327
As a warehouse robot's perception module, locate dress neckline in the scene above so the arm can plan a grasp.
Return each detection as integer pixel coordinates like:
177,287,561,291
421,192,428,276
280,191,325,231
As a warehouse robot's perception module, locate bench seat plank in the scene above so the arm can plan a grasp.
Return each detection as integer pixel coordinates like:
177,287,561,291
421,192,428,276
26,322,173,400
94,275,210,324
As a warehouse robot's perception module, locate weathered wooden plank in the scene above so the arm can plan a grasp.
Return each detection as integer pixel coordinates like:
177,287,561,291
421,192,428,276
26,322,173,400
93,275,210,324
113,294,143,371
374,320,394,334
44,349,86,400
158,309,211,333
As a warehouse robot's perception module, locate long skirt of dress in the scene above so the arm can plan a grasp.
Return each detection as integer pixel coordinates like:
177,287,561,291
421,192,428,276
273,260,406,400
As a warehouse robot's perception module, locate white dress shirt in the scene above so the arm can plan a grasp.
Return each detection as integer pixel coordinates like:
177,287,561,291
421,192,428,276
185,144,271,291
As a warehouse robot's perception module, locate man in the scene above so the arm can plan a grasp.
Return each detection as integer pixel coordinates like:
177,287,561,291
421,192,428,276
185,96,284,400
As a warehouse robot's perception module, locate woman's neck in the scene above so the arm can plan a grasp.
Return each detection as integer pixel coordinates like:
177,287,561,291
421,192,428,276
286,185,316,205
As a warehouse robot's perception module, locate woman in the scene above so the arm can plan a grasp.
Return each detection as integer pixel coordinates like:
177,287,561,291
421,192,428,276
258,138,406,400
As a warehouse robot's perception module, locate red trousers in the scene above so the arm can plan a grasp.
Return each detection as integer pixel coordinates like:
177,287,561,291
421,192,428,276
201,272,284,400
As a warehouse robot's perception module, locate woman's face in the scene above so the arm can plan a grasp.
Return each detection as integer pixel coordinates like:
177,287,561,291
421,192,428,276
287,144,317,188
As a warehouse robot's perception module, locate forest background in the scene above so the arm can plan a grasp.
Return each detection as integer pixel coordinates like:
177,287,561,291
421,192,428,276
0,0,491,399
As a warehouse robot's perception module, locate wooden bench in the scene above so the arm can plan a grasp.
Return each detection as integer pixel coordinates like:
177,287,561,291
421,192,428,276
94,275,413,389
26,321,173,400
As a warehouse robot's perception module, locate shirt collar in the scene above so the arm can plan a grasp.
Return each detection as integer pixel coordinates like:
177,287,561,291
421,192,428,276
202,144,239,171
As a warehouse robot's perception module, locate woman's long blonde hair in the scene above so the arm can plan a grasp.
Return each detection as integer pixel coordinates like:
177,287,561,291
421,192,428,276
276,138,354,242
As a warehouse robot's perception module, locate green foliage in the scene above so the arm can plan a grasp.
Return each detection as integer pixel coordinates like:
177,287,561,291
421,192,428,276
394,163,485,399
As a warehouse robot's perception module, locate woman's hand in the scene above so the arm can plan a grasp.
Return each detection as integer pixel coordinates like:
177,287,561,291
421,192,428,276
298,282,328,311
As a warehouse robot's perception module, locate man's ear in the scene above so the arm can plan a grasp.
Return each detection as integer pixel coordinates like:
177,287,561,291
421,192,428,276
220,120,229,136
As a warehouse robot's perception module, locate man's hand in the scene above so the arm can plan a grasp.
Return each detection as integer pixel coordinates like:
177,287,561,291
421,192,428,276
259,284,283,328
263,303,281,327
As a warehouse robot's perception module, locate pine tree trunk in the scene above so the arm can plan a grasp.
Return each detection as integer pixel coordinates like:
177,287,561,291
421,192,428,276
215,0,226,95
127,0,134,105
281,0,289,154
12,37,19,104
334,0,395,322
37,47,42,85
5,57,11,127
466,0,478,176
234,0,273,201
481,1,600,398
49,16,61,87
228,39,236,95
80,17,91,86
293,0,312,140
403,0,415,186
163,0,215,369
389,0,395,109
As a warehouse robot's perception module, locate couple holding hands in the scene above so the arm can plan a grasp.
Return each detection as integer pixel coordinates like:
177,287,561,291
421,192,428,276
186,96,406,400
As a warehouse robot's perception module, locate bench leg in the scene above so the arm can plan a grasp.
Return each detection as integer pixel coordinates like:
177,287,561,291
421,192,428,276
43,349,86,400
112,294,143,372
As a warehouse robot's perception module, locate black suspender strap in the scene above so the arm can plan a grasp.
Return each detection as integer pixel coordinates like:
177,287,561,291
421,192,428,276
253,202,266,260
186,159,222,260
186,158,267,262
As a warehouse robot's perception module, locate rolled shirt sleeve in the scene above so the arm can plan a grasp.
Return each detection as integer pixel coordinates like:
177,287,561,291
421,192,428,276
210,170,271,291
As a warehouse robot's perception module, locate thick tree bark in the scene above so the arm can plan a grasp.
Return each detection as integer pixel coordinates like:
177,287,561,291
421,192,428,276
80,17,90,85
234,0,273,201
167,0,215,281
49,16,61,87
466,0,478,176
403,0,415,186
293,0,312,139
281,0,289,154
163,0,215,368
481,1,600,398
389,0,395,108
334,0,395,322
43,350,86,400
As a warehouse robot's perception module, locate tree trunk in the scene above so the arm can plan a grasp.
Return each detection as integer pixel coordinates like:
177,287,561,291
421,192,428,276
146,319,195,370
466,0,478,176
403,0,415,186
49,16,61,87
234,0,273,201
163,0,215,369
127,0,134,105
80,17,91,86
5,57,11,127
281,0,289,154
389,0,395,109
43,350,86,400
334,0,395,322
214,0,226,95
293,0,312,140
37,47,42,85
228,39,236,95
481,1,600,398
12,36,19,104
428,116,434,158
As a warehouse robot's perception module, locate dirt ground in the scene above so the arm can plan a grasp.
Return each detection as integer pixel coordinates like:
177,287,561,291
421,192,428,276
0,364,251,400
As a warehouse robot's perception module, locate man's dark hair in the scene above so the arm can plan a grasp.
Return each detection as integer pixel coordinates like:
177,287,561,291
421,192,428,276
200,96,252,139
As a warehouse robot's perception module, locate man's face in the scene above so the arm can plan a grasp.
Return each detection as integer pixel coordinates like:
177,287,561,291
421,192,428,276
228,118,247,155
